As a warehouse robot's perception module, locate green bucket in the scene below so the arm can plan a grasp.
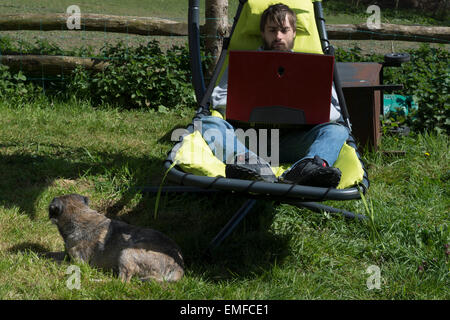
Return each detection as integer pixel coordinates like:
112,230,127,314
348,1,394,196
383,94,418,116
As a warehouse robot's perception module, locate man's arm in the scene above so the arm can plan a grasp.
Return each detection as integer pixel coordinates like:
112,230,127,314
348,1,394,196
330,85,343,122
210,67,229,116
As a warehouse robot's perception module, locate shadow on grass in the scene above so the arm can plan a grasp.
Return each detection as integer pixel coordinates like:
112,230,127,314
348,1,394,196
0,143,291,281
0,142,163,219
7,242,67,264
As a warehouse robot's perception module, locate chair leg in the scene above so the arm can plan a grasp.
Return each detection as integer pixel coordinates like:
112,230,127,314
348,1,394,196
139,186,257,255
287,201,367,221
205,199,257,254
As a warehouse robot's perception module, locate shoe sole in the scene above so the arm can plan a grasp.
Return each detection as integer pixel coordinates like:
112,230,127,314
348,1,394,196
284,167,341,188
226,164,277,183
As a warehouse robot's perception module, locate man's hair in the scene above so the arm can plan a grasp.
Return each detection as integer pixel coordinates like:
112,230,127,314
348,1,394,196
260,3,297,32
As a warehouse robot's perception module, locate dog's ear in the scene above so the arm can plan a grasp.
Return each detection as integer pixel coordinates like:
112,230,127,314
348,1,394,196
71,193,89,206
49,198,64,219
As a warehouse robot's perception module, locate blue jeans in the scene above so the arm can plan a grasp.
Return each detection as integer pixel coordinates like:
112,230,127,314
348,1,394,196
195,116,255,164
196,116,349,171
277,122,349,178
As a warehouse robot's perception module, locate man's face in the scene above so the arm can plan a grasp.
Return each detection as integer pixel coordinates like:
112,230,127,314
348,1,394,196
261,15,296,51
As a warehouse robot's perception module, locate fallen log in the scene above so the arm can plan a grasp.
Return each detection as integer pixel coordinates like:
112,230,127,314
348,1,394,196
0,54,109,77
326,23,450,43
0,13,188,36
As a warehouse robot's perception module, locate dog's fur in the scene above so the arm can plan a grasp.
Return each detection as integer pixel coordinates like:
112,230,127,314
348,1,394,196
49,194,184,283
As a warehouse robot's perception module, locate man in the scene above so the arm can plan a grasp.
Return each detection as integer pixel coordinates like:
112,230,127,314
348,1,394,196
199,3,349,188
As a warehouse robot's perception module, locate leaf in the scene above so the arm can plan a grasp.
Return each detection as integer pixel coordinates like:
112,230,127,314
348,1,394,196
154,161,178,220
157,105,169,113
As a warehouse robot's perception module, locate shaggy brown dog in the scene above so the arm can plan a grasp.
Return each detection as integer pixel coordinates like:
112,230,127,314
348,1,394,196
49,194,184,283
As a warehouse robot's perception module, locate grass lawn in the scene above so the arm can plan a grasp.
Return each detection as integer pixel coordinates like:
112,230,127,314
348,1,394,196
0,0,448,301
0,96,448,300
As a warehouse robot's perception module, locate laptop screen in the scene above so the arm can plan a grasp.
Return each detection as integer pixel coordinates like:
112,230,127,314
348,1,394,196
226,51,334,126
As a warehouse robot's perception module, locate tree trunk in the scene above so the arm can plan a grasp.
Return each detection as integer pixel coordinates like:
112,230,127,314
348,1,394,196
205,0,228,82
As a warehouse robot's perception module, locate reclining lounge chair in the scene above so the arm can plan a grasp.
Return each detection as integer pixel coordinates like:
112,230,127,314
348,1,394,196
148,0,404,254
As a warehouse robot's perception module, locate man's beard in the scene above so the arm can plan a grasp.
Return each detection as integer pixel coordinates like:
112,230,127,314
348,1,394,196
263,38,295,51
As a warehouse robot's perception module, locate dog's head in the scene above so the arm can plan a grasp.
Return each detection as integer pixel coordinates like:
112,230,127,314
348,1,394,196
49,194,90,225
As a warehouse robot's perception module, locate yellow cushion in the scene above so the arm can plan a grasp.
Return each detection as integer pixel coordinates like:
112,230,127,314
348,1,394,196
229,0,323,54
334,142,365,189
211,110,225,119
173,130,226,177
272,164,292,177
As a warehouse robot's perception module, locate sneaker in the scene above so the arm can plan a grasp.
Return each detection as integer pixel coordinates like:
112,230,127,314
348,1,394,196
281,155,341,188
225,152,277,183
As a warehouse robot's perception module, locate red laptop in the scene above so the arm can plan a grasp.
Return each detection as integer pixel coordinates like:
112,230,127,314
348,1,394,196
226,50,334,125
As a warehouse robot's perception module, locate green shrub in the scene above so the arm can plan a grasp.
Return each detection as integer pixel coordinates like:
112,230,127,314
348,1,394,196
336,44,449,134
68,40,197,110
383,44,449,134
323,0,449,25
335,45,383,62
0,64,40,102
0,36,67,56
1,35,448,133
